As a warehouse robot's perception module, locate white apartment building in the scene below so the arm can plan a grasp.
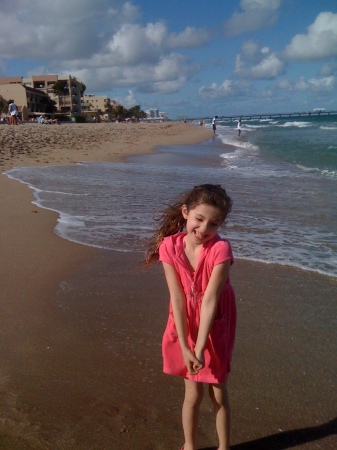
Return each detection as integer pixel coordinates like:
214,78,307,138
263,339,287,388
159,111,168,120
145,108,159,119
145,108,167,120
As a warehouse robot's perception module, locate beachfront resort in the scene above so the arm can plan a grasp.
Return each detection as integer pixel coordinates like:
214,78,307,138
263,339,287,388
0,74,167,123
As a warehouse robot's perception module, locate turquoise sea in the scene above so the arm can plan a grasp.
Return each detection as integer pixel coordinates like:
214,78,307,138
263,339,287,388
5,115,337,278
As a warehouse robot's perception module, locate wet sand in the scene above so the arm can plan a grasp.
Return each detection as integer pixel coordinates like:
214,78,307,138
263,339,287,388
0,122,336,449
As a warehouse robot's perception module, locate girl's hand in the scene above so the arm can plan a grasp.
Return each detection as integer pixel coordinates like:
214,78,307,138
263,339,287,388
194,348,205,372
182,348,203,375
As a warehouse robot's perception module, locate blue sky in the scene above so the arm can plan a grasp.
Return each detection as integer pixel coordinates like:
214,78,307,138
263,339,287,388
1,0,337,119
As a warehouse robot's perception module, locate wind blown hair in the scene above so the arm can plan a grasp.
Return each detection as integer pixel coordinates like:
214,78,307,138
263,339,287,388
144,184,232,266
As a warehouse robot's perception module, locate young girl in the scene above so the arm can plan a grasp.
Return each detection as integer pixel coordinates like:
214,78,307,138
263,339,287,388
145,184,236,450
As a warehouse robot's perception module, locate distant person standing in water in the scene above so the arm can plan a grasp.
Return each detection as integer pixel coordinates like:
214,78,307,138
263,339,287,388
237,119,242,137
212,115,218,134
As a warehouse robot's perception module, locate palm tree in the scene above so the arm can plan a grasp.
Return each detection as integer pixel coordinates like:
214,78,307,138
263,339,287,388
41,96,57,114
128,104,146,121
51,81,69,114
112,104,128,121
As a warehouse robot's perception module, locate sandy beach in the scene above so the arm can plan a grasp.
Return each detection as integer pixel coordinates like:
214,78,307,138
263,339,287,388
0,122,336,450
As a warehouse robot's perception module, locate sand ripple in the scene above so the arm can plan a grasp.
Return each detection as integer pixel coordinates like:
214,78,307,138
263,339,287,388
1,122,211,171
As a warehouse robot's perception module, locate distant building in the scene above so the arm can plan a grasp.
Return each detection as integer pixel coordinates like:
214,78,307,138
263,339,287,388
146,108,159,119
145,108,167,120
81,94,117,121
159,111,168,120
0,81,51,120
313,108,326,113
0,74,85,116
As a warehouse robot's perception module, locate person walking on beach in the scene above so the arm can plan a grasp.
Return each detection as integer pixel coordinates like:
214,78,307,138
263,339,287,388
212,116,218,134
237,119,242,137
8,99,18,125
145,184,236,450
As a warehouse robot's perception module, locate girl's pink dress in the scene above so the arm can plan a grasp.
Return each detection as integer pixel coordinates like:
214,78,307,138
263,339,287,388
159,232,236,384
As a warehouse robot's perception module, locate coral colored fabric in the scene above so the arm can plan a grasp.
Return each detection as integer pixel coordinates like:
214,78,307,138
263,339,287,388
159,232,236,383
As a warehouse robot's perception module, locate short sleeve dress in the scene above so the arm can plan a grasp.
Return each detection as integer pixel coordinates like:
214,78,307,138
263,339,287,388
159,232,236,384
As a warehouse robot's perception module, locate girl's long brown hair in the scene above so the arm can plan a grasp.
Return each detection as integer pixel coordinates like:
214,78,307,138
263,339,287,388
144,184,232,266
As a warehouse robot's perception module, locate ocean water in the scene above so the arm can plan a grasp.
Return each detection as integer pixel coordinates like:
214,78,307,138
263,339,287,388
5,115,337,278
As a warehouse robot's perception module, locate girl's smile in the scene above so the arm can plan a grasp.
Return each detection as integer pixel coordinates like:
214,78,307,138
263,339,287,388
182,203,223,245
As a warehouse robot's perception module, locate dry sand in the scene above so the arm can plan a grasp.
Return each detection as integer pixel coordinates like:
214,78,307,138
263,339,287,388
0,121,213,170
0,122,336,449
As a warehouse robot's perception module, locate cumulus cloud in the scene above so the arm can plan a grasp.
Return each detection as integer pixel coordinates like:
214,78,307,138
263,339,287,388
275,76,336,93
106,23,211,66
71,52,195,95
234,41,285,79
116,90,138,108
0,0,210,95
107,22,167,65
319,61,337,76
0,0,135,59
151,78,188,94
284,12,337,60
224,0,282,36
198,79,251,100
199,81,234,100
166,27,212,48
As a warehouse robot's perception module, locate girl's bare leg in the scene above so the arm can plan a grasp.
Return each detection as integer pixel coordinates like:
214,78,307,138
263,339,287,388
182,379,204,450
209,382,230,450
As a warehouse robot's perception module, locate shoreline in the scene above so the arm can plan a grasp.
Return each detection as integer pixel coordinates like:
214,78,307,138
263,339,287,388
0,121,214,171
1,122,336,449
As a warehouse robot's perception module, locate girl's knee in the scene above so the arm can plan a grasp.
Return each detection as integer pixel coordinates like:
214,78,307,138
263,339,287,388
184,380,204,406
209,383,228,408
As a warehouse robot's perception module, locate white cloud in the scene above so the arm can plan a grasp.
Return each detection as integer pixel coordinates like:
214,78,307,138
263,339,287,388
0,1,212,96
153,54,192,82
71,52,195,95
303,76,335,91
106,23,211,66
107,22,167,65
240,41,260,63
319,61,337,76
152,78,187,94
199,81,233,100
284,12,337,60
0,0,142,60
275,76,336,93
275,79,292,90
116,90,138,108
224,0,282,36
234,42,285,79
198,79,250,100
250,54,285,79
167,27,212,48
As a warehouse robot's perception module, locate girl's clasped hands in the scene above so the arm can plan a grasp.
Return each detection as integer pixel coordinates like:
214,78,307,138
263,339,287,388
183,348,205,375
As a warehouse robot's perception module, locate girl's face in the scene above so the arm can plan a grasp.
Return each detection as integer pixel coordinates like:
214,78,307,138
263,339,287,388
182,203,223,245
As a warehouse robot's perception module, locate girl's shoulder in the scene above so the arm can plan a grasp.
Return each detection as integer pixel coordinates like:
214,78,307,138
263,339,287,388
161,232,185,247
159,232,186,261
208,234,232,248
206,235,234,264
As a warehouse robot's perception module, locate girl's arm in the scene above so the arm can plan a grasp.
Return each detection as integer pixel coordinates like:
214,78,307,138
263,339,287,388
162,262,202,374
194,260,231,366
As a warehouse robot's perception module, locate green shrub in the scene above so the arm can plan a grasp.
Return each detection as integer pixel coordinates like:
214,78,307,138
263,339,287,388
55,114,70,122
73,115,86,123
